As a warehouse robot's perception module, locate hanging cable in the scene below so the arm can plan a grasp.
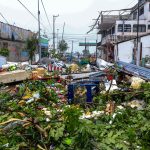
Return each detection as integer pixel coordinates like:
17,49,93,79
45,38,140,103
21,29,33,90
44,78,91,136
0,12,9,23
16,0,50,34
17,0,38,20
41,0,52,31
126,0,137,8
0,11,24,40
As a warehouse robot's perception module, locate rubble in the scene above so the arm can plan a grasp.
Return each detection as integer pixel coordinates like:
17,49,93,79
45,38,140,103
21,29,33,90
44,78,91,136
130,77,145,90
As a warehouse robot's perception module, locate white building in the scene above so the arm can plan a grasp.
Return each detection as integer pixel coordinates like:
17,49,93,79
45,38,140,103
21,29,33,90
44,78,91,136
98,0,150,68
115,34,150,67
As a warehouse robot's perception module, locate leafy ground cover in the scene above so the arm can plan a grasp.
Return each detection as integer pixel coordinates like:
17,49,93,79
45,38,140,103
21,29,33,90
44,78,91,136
0,78,150,150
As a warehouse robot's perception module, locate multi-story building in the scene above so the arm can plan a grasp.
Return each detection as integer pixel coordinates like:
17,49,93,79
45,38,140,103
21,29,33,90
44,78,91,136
0,21,34,62
98,0,150,65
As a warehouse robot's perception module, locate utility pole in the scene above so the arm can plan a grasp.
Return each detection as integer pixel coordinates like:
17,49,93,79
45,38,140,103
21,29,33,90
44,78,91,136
53,15,59,50
85,37,87,51
136,0,140,66
96,39,98,62
96,34,98,62
70,40,74,62
62,22,65,40
57,29,59,52
38,0,41,63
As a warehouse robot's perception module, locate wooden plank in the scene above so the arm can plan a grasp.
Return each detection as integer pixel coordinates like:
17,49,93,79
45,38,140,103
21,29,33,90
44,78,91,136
0,70,31,84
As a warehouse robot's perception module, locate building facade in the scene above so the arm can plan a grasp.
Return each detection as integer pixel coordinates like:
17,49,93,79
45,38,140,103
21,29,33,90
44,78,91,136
98,0,150,67
0,21,34,62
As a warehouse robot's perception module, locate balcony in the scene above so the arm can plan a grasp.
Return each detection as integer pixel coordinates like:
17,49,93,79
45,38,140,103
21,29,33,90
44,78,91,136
101,34,137,45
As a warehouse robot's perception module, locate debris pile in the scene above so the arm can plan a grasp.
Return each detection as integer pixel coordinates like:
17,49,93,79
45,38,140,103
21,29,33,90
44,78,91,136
0,65,150,149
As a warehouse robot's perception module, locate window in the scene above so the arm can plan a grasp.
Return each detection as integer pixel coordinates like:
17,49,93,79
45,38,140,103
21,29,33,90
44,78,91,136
139,7,144,15
133,11,137,20
118,24,123,32
124,24,131,32
149,4,150,11
112,27,115,34
133,24,146,32
3,42,8,49
148,25,150,30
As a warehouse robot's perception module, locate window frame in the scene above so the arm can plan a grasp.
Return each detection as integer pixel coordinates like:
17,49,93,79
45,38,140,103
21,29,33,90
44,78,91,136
118,24,123,32
124,24,131,32
133,24,146,32
139,6,144,16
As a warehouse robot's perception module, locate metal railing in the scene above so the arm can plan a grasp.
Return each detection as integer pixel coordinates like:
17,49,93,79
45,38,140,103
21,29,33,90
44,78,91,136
101,34,137,45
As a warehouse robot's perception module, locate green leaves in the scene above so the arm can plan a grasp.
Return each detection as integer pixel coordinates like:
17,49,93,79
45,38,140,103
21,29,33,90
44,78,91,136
63,105,82,133
49,123,65,141
0,48,9,57
63,138,72,145
26,36,38,64
0,80,150,149
58,40,68,53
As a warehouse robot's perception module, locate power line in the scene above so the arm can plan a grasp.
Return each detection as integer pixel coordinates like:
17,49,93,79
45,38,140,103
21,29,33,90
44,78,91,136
126,0,137,8
17,0,38,21
0,12,9,23
50,33,96,35
87,0,137,34
16,0,50,34
0,12,24,40
41,0,52,31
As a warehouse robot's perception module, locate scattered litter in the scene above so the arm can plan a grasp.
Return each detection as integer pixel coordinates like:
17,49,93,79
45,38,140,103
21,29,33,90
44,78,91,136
130,77,145,89
125,100,146,110
105,80,119,91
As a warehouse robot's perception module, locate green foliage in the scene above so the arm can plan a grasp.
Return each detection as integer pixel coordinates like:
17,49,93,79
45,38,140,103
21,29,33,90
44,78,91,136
58,40,68,53
0,80,150,149
63,105,82,133
79,58,90,65
26,35,38,64
0,48,9,57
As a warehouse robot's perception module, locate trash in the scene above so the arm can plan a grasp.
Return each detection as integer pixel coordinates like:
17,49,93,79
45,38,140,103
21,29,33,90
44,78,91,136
26,98,34,104
126,100,145,110
36,68,46,77
117,105,124,110
33,92,40,99
69,63,79,73
105,80,119,91
130,77,145,90
80,111,104,119
82,64,91,72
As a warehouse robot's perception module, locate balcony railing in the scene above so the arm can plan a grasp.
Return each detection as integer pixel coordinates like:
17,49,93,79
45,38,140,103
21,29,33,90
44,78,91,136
101,34,137,45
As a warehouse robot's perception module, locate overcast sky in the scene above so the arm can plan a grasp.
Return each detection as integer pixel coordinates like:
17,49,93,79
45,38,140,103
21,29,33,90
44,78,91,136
0,0,137,53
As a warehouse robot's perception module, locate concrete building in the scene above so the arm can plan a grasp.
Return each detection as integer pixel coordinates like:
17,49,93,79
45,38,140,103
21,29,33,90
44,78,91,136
97,0,150,66
116,33,150,68
0,21,34,62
